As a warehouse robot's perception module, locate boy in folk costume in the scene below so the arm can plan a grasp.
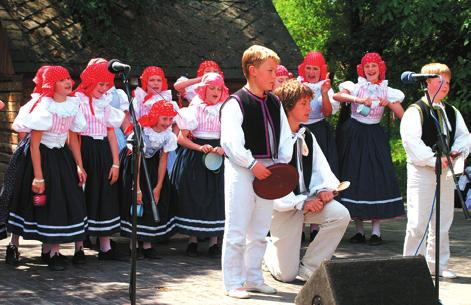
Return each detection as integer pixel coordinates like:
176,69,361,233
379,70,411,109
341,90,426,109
401,63,470,279
220,45,293,299
264,79,350,282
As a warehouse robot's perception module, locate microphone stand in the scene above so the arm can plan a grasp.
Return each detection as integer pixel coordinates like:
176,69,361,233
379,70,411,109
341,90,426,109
119,70,161,305
420,79,469,305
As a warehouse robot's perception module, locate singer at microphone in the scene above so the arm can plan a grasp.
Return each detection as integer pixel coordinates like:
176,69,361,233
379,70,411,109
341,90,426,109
401,63,470,279
108,59,131,74
400,71,439,84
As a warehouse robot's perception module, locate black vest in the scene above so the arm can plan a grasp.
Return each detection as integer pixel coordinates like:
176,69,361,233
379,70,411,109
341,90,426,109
289,130,313,195
411,99,456,150
229,88,281,159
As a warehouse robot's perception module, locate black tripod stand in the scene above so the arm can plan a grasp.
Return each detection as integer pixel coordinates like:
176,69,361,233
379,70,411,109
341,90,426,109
110,64,161,305
420,80,469,305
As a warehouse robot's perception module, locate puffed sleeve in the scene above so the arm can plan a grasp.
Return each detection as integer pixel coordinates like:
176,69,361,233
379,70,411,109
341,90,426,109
387,87,405,103
115,89,130,111
106,106,125,128
328,88,340,115
338,81,358,95
163,131,178,153
175,106,198,131
70,104,88,132
12,99,53,132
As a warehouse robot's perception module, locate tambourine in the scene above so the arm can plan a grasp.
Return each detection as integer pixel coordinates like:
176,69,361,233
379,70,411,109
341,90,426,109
33,194,46,207
203,152,223,173
130,204,144,218
253,163,299,200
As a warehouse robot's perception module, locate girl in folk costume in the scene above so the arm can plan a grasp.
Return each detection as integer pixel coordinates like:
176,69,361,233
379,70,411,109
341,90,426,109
172,72,228,258
107,85,130,152
119,102,178,259
333,52,405,245
273,64,292,91
74,59,125,260
7,66,88,271
1,66,50,245
174,60,224,106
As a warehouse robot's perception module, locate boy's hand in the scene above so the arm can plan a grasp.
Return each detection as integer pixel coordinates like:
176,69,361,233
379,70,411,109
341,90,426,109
441,156,449,169
318,191,334,204
252,162,271,180
304,198,324,213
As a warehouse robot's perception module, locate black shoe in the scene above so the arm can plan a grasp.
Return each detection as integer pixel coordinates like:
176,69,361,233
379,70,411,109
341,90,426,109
83,237,93,249
98,248,127,261
350,233,366,243
142,247,162,259
208,244,221,258
48,253,66,271
41,251,50,263
368,234,383,246
186,242,198,257
310,230,319,242
5,244,20,266
72,250,86,264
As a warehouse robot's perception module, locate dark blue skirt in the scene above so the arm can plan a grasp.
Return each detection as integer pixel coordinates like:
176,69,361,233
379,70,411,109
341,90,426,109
81,136,120,236
337,118,405,220
119,149,176,242
170,138,225,237
303,119,339,177
7,144,88,243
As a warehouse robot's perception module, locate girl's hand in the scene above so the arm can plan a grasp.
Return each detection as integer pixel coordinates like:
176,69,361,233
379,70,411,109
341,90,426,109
77,166,87,187
108,165,119,185
213,146,225,156
379,97,389,107
137,190,143,203
153,186,162,205
32,178,45,194
199,144,214,154
320,73,331,94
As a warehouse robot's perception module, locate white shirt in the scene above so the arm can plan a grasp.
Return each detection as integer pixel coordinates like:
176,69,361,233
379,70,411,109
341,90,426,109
273,128,340,212
220,96,293,169
297,78,340,124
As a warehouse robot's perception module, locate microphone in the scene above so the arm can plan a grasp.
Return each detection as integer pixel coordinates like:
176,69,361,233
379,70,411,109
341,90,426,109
108,59,131,74
401,71,439,84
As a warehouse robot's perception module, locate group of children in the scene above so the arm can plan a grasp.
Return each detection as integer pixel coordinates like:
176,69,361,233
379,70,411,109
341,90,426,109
0,44,468,298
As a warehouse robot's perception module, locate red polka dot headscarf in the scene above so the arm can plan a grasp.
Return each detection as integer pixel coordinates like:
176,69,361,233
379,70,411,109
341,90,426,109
74,58,115,115
194,72,229,103
30,66,73,112
356,52,387,82
32,65,51,94
140,66,168,92
276,65,290,78
298,51,328,81
196,60,223,78
138,101,177,128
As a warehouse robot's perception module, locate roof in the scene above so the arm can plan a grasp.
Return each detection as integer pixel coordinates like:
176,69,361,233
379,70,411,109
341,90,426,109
0,0,302,79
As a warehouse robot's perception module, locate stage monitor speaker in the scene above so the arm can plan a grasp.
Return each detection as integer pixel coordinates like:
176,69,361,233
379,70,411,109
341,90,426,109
295,256,436,305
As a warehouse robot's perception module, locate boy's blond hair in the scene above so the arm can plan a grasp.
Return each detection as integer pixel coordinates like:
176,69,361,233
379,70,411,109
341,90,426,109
421,63,452,79
274,79,313,113
241,45,280,79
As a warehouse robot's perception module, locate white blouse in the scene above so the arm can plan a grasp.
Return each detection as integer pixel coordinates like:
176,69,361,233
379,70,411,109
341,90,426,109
125,127,177,158
176,76,197,102
301,79,339,124
339,77,404,124
12,96,87,148
175,98,222,139
132,87,178,119
76,92,125,139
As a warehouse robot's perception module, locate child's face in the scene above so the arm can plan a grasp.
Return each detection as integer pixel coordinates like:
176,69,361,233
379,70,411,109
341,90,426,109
363,62,380,82
304,65,321,83
154,115,174,132
147,75,163,93
92,82,110,99
273,76,289,90
251,58,278,92
205,85,223,105
427,73,450,102
203,67,219,75
289,96,311,124
54,78,73,96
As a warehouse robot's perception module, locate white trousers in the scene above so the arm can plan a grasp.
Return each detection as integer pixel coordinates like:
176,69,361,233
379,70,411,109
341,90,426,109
403,163,455,273
264,200,350,282
222,160,274,291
